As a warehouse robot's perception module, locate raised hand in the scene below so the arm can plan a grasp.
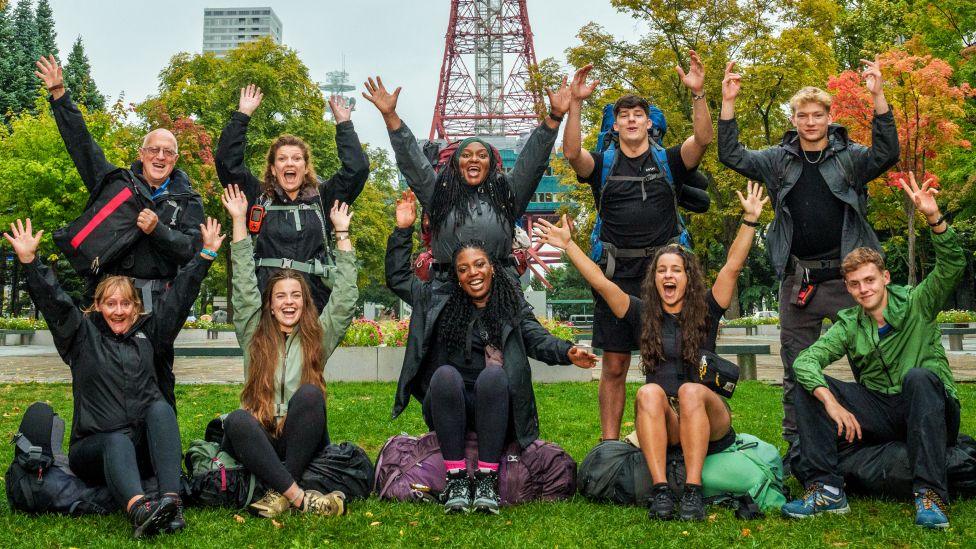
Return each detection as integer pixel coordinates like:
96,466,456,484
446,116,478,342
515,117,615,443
330,200,353,232
136,209,159,234
221,184,249,220
362,76,401,115
199,217,226,256
570,64,599,103
568,346,599,369
395,189,417,229
533,214,573,250
860,57,884,97
328,95,352,124
899,171,941,219
721,62,741,102
238,84,263,116
3,218,43,264
677,50,705,95
736,181,769,222
545,75,571,118
34,55,63,96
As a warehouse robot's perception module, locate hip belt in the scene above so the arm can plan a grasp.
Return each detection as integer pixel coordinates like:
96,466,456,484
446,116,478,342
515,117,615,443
601,242,659,279
256,257,332,278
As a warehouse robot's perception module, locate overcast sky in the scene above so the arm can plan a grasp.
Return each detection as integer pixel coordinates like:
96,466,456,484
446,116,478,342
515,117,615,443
33,0,642,152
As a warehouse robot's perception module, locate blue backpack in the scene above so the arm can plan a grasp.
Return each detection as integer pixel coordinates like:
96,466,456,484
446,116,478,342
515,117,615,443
589,103,692,262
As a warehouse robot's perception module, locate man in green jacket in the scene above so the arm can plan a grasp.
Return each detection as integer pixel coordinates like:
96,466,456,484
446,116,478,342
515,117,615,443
782,173,964,529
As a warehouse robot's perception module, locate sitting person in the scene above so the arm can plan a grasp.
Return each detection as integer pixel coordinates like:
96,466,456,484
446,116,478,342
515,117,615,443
5,217,224,539
535,181,767,521
385,190,597,514
782,172,964,530
219,185,358,519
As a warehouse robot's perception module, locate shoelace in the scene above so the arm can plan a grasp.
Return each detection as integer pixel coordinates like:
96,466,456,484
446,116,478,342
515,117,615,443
305,493,337,514
256,490,282,507
443,477,468,501
801,483,824,503
652,488,672,507
920,491,947,512
681,489,702,508
475,474,496,497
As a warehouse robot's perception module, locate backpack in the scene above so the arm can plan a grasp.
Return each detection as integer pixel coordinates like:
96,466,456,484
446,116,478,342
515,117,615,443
373,432,577,505
184,439,262,508
578,440,686,505
53,168,153,276
700,433,787,513
5,402,118,515
299,442,375,501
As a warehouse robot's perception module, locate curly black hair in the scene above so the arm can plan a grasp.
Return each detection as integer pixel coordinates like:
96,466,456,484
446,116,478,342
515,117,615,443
436,241,522,360
429,145,517,237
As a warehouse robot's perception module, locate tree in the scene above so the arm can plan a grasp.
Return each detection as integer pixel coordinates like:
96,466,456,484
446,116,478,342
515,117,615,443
352,145,398,306
63,37,105,111
11,0,40,113
0,1,19,119
34,0,56,60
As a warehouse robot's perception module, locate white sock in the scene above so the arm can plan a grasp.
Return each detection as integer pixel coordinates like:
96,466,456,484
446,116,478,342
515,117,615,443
822,485,841,495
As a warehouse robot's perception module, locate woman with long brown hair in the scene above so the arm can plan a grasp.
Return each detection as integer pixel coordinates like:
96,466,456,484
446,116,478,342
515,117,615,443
536,181,767,522
219,184,358,519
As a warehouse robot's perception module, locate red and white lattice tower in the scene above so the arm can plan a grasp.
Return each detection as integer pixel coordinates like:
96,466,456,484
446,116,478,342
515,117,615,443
429,0,543,140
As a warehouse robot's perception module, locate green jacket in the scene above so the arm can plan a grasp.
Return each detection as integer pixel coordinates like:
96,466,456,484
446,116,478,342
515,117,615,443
231,239,359,418
794,227,965,401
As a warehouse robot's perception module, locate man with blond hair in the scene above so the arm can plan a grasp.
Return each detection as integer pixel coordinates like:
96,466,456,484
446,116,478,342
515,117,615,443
716,58,899,471
782,173,962,529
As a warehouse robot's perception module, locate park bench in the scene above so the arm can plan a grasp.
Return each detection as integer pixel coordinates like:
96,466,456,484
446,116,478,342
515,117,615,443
174,346,243,357
940,324,976,352
0,329,36,346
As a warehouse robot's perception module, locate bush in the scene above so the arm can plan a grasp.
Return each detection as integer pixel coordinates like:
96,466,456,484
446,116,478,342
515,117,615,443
0,317,46,330
183,319,233,330
342,318,384,347
722,315,779,328
537,317,575,341
937,309,976,324
379,319,409,347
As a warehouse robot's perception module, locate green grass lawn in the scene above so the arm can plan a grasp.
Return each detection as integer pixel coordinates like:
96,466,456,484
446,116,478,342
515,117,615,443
0,381,973,548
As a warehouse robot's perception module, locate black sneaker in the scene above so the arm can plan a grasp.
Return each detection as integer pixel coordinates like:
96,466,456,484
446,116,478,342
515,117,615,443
648,483,675,520
441,470,472,514
162,496,186,534
128,495,178,539
472,470,500,515
678,484,706,521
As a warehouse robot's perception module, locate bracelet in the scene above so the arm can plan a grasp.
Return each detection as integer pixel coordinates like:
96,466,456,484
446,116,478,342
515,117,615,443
742,219,760,228
691,92,706,101
200,248,218,259
336,233,350,242
548,111,564,123
928,213,947,227
47,84,64,93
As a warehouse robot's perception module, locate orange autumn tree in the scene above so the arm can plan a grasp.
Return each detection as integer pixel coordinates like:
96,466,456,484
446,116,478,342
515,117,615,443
828,38,973,283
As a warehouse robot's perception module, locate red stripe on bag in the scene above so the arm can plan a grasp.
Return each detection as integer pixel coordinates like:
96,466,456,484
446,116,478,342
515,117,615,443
70,187,133,248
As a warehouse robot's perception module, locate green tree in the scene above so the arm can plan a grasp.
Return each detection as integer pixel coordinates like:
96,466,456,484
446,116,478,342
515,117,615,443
11,0,40,113
0,1,19,119
34,0,55,60
352,146,398,308
63,37,105,111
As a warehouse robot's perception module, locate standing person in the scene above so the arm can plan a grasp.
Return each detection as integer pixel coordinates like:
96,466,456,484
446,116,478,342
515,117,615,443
782,173,963,530
362,75,569,279
5,217,224,539
218,185,358,519
717,58,899,469
215,84,369,312
385,190,597,514
561,52,714,442
35,55,205,407
535,182,767,521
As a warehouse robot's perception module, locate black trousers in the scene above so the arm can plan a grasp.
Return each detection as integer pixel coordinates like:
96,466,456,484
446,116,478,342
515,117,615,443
422,365,510,465
795,370,961,501
222,384,330,494
69,400,182,507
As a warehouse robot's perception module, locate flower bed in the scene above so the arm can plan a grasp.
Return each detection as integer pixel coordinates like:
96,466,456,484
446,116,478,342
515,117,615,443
938,310,976,324
339,316,573,347
0,317,47,330
722,316,779,328
183,319,234,330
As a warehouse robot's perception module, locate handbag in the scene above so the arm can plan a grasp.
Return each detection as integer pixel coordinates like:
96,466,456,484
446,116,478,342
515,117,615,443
694,350,739,398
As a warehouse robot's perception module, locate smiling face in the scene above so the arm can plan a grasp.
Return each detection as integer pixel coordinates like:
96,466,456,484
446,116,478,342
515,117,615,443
96,286,140,335
791,101,832,147
138,129,178,186
612,106,652,147
458,142,490,186
270,277,305,332
844,263,891,313
654,253,689,313
455,247,494,306
271,144,308,195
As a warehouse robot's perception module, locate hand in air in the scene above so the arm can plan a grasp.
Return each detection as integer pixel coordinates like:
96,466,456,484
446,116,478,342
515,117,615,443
199,217,226,256
220,184,249,220
736,181,769,223
395,189,417,229
362,76,401,115
722,62,741,102
546,75,571,118
238,84,263,116
3,218,43,264
898,171,940,218
568,346,599,369
570,64,600,103
328,95,352,123
330,201,353,232
677,50,705,95
532,214,573,250
34,55,63,91
860,57,884,97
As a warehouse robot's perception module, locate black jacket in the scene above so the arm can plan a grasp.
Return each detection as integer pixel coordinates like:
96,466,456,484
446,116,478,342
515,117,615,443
24,255,214,445
385,226,573,449
49,92,205,281
215,111,369,310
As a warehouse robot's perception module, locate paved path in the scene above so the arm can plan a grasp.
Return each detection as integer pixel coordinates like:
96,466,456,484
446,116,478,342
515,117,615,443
3,334,976,385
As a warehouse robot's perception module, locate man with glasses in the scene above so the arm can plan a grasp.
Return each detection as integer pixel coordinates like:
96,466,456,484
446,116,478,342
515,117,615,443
716,58,899,473
35,55,204,407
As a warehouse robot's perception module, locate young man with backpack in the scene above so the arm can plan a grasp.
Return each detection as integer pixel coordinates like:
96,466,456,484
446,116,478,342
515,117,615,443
562,52,714,442
717,58,899,470
783,173,963,529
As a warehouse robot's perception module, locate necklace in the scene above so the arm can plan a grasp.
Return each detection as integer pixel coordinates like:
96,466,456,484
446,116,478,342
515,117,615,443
802,148,826,164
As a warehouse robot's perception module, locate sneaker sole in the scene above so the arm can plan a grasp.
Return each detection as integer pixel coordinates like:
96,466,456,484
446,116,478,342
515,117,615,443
916,521,949,530
444,504,471,515
782,505,850,519
472,500,500,515
133,500,178,540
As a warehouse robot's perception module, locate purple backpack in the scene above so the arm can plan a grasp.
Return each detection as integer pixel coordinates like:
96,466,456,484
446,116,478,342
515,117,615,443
374,431,577,505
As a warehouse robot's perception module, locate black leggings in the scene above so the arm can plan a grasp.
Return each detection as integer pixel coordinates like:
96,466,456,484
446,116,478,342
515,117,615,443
69,400,182,506
222,384,330,493
422,365,510,464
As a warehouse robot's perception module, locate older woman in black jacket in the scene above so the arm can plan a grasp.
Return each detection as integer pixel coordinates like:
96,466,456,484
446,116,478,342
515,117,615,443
385,191,596,515
5,217,224,539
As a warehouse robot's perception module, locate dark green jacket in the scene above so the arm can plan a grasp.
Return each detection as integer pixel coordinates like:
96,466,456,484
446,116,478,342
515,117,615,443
794,227,965,400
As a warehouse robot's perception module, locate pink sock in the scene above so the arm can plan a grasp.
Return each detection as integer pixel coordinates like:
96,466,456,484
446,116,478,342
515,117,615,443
444,459,466,473
477,461,499,472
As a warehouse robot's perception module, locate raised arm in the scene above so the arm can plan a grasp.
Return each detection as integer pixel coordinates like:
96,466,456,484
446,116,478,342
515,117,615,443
717,62,779,182
320,95,370,207
676,50,713,169
37,56,116,192
851,58,899,185
385,190,422,305
711,181,768,309
535,215,630,318
319,201,358,354
508,80,567,214
562,65,599,179
222,185,262,351
214,85,265,204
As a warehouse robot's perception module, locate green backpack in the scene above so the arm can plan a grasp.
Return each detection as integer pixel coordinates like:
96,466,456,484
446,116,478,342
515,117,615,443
701,433,787,513
184,439,262,508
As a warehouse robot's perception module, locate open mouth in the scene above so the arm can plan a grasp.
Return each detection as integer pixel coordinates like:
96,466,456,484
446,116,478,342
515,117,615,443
662,281,678,300
467,278,485,292
282,169,299,186
466,166,481,180
278,306,298,321
151,161,167,171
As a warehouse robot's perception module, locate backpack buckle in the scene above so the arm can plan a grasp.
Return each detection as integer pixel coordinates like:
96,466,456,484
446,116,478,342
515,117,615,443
506,455,519,463
280,258,293,269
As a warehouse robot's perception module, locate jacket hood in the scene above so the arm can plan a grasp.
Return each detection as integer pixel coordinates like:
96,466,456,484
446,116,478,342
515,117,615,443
130,161,200,198
779,123,851,155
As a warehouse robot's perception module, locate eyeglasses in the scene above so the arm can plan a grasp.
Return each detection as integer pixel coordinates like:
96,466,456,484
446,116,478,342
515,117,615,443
140,146,178,159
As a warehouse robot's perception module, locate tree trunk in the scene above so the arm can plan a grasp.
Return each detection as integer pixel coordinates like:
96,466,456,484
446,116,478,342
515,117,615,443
10,261,20,316
727,280,741,319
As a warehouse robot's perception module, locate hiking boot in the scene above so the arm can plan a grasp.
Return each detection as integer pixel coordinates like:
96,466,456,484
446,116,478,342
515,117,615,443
441,470,472,514
914,489,949,530
472,470,500,515
249,489,291,518
678,484,706,521
300,490,347,517
128,495,178,539
782,483,849,518
647,483,675,520
162,496,186,534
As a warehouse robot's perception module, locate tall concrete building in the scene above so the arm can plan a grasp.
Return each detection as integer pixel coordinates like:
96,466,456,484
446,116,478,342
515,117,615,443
203,7,282,57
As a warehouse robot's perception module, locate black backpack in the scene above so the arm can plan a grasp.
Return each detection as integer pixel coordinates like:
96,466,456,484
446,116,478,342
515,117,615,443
299,442,375,501
5,402,117,515
578,440,686,506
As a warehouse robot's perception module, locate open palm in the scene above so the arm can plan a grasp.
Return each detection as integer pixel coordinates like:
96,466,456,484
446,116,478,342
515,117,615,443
3,218,43,263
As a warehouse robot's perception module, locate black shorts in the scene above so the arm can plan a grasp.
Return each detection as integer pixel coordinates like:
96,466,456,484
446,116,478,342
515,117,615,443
592,275,644,353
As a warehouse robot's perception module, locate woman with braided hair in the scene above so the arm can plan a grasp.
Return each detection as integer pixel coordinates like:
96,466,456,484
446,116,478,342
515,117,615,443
386,191,597,515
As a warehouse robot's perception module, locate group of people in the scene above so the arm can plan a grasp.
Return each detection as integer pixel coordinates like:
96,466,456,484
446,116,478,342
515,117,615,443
3,48,965,537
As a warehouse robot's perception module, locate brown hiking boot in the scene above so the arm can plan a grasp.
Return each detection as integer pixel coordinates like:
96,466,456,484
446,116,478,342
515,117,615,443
249,489,290,518
300,490,347,517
